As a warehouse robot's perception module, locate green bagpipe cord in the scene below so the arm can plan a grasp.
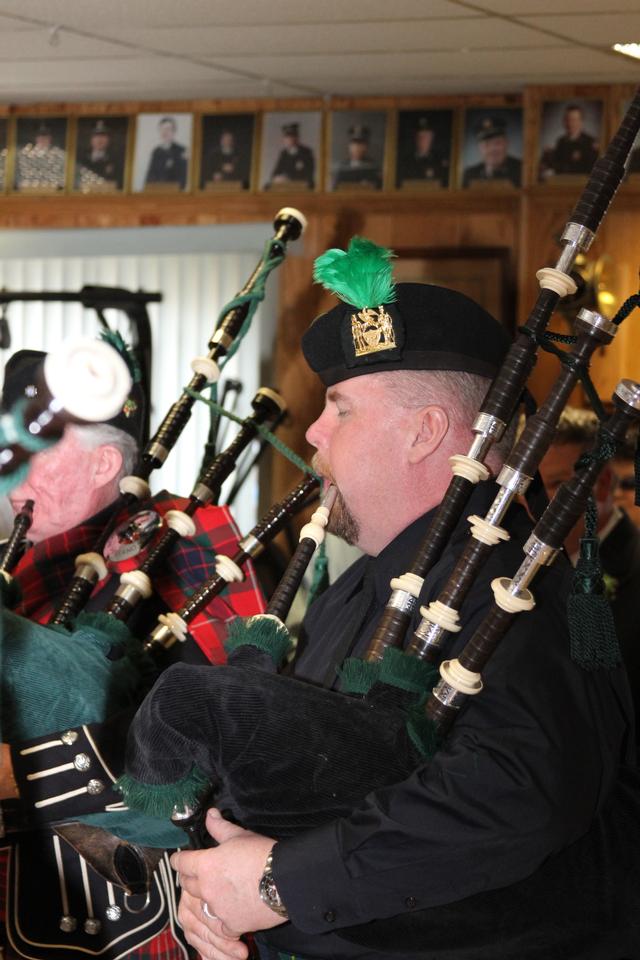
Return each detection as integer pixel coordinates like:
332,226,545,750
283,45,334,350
1,607,188,848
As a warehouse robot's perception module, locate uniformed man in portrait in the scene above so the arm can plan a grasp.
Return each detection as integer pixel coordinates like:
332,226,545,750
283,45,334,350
203,128,250,188
397,115,449,188
333,125,382,190
75,120,124,191
539,103,599,180
462,115,522,188
144,116,188,190
15,121,66,191
266,122,315,189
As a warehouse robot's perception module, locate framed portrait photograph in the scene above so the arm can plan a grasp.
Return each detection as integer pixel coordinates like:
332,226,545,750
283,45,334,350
13,116,68,193
538,98,603,183
328,111,387,192
0,119,8,193
73,115,129,193
395,109,453,190
200,113,255,191
260,111,321,192
132,113,193,193
460,107,523,189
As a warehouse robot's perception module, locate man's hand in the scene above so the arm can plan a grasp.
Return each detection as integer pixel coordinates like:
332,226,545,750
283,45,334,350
171,809,287,960
0,744,19,800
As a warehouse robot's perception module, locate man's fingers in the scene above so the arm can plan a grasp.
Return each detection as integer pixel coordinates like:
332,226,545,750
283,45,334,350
181,911,248,960
206,808,248,843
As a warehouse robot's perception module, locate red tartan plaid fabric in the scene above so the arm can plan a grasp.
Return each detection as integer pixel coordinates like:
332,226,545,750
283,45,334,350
12,491,265,662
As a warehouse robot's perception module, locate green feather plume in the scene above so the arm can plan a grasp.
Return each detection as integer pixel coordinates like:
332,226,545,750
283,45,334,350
99,329,142,383
313,237,396,309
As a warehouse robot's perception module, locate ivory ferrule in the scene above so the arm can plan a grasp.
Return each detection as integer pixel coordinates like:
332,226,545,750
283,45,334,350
119,475,151,499
467,514,510,546
449,454,490,484
440,658,483,696
389,571,424,598
491,577,535,614
74,551,108,581
165,510,196,538
535,267,577,299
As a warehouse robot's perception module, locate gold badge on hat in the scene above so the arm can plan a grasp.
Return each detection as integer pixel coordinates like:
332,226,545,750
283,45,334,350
351,306,396,357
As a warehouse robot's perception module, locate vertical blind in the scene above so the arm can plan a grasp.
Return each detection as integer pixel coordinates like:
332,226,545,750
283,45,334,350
0,245,277,536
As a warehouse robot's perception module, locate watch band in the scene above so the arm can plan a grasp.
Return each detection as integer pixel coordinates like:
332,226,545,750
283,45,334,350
258,848,289,919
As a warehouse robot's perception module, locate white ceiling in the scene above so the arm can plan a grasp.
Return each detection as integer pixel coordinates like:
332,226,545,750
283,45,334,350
0,0,638,103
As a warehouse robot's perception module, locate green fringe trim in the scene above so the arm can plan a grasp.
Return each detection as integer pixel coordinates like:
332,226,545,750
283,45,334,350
338,657,381,695
406,703,442,759
115,765,212,819
379,647,439,694
99,329,142,383
314,237,396,309
225,615,293,667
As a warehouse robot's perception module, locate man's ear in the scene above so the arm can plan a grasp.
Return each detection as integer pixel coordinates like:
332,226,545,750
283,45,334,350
91,444,124,489
407,405,449,464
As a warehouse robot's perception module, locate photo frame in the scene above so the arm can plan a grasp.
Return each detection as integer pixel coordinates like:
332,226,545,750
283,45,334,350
538,98,603,184
132,112,193,193
259,111,322,192
199,113,255,191
73,115,130,193
12,116,68,193
395,109,453,191
328,110,387,192
460,106,523,189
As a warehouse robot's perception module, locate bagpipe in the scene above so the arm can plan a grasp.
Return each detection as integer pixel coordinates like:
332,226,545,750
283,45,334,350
0,209,313,839
114,93,640,955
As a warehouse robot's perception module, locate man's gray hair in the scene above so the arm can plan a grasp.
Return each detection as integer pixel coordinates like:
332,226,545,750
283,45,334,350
68,422,138,483
378,368,518,467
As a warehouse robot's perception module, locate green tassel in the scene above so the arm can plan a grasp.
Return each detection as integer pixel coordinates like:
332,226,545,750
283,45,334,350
314,237,396,309
307,541,329,608
225,614,293,667
115,765,211,819
99,329,141,383
338,657,381,695
568,536,620,671
379,647,439,695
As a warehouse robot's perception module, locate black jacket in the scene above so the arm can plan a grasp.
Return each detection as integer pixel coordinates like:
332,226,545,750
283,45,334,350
261,482,634,958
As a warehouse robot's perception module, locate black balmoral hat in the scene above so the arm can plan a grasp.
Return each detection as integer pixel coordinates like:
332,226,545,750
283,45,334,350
2,344,145,444
304,238,510,387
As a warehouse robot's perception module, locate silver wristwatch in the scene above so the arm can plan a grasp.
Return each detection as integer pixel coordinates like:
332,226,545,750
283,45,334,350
258,848,289,919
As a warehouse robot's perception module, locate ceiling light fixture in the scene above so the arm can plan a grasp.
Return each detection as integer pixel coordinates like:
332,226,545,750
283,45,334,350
612,43,640,60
